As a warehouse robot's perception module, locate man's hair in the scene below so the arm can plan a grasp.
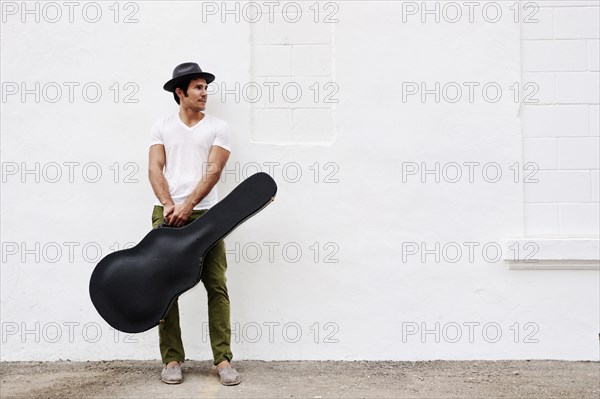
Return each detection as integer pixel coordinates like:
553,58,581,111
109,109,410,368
173,79,193,104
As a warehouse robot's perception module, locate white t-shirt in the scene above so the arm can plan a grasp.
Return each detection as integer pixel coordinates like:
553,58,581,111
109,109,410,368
149,112,231,210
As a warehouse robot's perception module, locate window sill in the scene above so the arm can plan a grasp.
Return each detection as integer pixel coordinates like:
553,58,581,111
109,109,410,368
504,238,600,270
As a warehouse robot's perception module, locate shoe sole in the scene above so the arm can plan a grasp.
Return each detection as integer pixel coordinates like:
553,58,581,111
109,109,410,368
161,378,183,384
220,376,241,386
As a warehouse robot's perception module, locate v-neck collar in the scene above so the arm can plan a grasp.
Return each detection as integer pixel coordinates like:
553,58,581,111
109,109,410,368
177,112,206,130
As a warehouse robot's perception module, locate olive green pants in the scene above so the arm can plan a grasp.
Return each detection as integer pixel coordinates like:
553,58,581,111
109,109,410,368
151,205,233,366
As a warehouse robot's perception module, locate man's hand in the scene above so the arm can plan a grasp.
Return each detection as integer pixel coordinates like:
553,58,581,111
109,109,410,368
167,201,194,227
162,202,175,225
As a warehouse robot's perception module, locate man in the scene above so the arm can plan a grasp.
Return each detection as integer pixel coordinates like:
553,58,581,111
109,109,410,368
148,62,240,386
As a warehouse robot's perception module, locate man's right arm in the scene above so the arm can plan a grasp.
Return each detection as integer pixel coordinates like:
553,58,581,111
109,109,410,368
148,144,175,224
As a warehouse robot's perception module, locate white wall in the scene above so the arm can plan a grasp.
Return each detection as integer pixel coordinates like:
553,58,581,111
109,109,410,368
1,1,598,362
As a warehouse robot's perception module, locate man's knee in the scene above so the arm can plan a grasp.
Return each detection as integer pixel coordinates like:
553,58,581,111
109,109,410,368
203,272,229,298
202,242,228,289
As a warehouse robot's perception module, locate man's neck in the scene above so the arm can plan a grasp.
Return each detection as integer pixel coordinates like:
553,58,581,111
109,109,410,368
179,108,205,127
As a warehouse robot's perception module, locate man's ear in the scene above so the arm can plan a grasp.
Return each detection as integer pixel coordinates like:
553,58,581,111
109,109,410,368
175,87,183,100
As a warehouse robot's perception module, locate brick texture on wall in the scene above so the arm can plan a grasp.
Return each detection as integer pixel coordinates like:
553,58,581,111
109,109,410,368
521,0,600,237
250,3,336,143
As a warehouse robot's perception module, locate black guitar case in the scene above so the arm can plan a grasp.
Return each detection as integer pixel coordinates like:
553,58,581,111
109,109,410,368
89,172,277,333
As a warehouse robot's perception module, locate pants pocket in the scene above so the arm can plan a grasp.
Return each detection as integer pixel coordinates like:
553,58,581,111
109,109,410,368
151,205,164,228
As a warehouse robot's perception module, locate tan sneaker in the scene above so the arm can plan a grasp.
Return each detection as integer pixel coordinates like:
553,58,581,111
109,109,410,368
161,361,183,384
216,365,241,386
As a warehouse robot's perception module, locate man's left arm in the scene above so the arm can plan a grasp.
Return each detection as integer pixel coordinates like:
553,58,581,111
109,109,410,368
169,145,230,227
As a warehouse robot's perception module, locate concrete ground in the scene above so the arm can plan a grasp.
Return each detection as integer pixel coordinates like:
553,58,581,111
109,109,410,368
1,360,598,398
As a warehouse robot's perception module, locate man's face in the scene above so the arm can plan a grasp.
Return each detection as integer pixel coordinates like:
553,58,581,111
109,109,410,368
177,78,208,111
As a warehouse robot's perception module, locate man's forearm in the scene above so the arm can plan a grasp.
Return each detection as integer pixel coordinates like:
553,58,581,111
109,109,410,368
184,170,221,208
149,169,174,206
184,148,230,208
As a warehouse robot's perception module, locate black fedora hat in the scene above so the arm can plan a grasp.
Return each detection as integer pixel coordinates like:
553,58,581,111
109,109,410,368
163,62,215,92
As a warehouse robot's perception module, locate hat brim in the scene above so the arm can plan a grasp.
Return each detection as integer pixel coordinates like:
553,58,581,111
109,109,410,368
163,72,215,92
